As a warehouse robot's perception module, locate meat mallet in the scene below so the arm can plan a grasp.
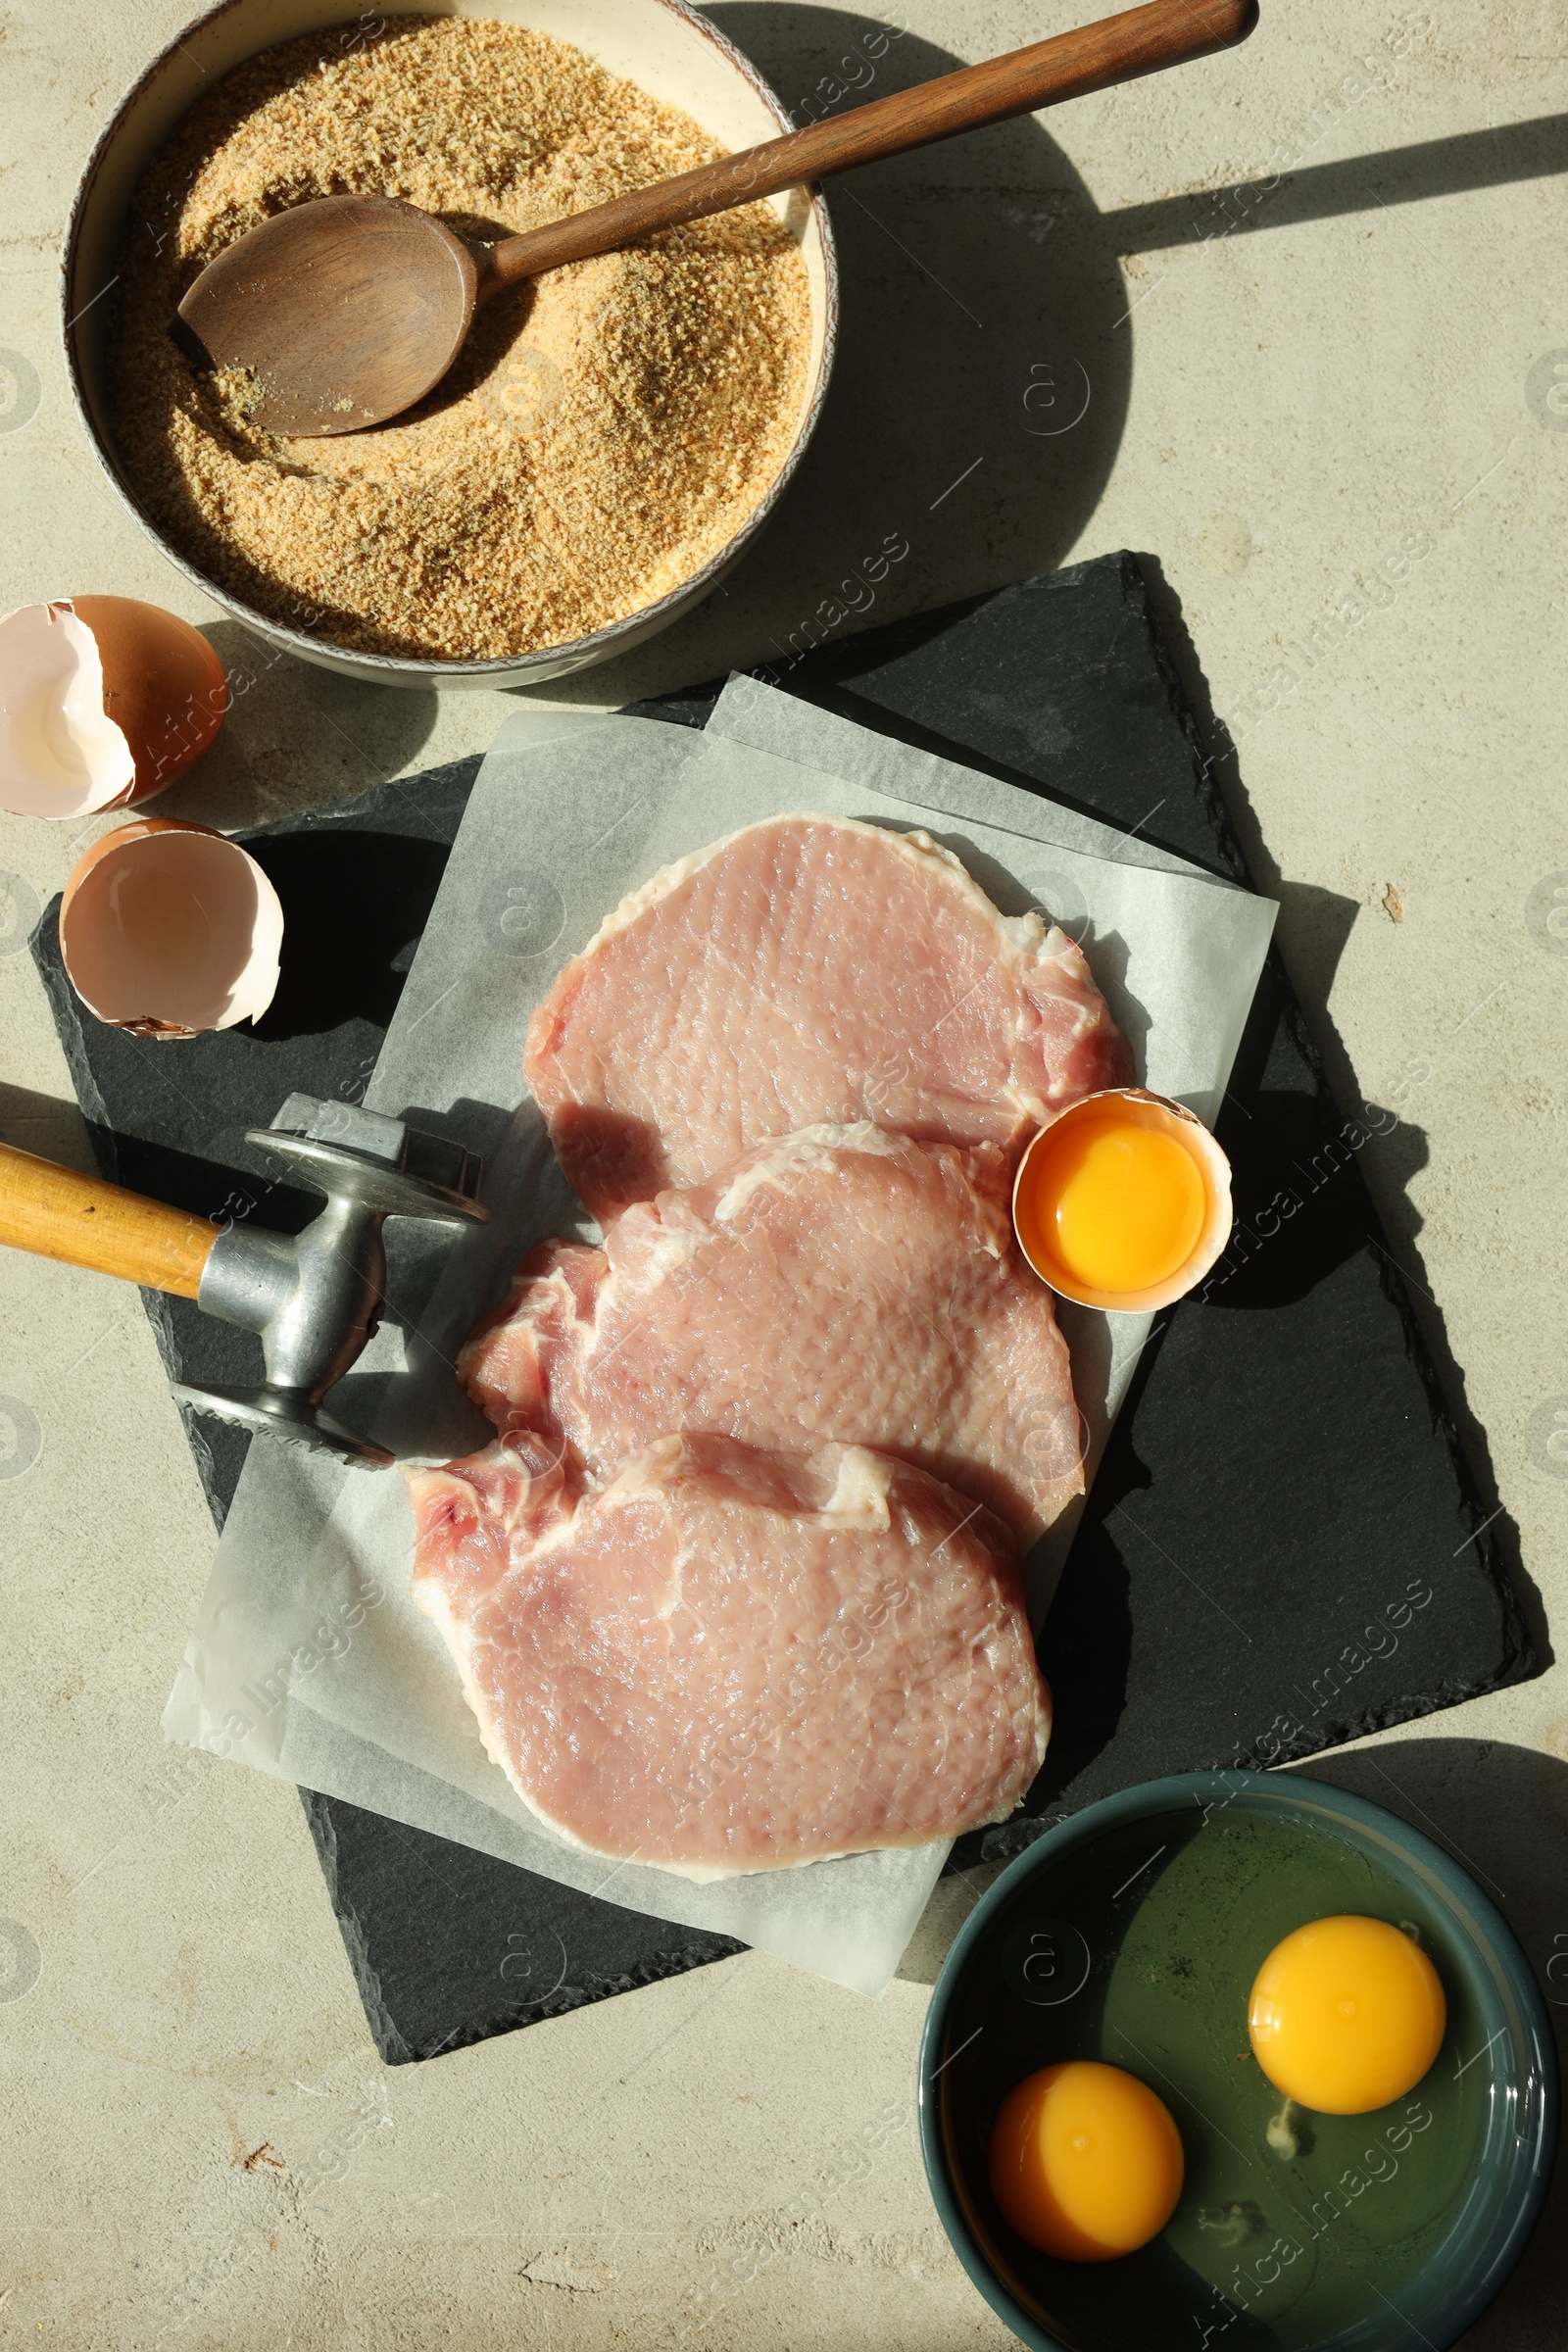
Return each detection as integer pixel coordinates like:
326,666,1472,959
176,0,1259,438
0,1092,488,1467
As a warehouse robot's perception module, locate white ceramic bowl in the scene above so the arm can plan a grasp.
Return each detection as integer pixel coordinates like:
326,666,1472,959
62,0,839,688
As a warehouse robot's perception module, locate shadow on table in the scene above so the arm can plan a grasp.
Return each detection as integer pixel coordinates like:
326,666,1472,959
247,828,452,1040
163,621,441,833
0,1079,97,1172
1098,115,1568,254
520,40,1568,710
529,5,1134,708
1298,1737,1568,2351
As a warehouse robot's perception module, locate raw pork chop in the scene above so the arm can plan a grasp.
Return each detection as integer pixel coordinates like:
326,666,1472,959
525,813,1132,1218
461,1124,1085,1543
407,1432,1051,1876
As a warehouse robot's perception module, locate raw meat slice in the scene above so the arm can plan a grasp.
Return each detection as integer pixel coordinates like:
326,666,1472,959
407,1433,1051,1877
460,1123,1085,1543
524,812,1133,1218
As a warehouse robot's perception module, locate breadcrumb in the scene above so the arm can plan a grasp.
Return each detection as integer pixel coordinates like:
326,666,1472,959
109,17,812,663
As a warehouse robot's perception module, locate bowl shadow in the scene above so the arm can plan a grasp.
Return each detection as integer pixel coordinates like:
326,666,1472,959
145,620,440,831
1288,1738,1568,2351
527,4,1132,705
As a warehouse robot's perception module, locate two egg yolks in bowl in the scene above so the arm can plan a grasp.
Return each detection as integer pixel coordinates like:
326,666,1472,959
987,1915,1446,2263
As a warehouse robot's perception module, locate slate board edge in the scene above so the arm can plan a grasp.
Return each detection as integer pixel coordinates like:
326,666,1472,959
30,932,233,1515
299,1792,744,2066
1119,555,1535,1724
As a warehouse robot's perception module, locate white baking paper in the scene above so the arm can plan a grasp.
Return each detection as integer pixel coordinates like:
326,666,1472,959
164,689,1276,1998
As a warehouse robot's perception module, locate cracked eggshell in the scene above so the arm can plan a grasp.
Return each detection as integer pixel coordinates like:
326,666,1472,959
1012,1087,1234,1314
59,818,282,1038
0,596,226,818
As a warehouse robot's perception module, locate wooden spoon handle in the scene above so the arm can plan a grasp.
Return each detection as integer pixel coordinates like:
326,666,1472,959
0,1141,218,1299
485,0,1258,291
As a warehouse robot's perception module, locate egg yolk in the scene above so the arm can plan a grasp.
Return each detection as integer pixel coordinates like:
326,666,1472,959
1249,1915,1446,2114
987,2060,1185,2262
1015,1113,1206,1296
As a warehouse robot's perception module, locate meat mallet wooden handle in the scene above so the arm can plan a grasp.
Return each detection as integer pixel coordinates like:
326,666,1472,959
0,1141,219,1299
483,0,1259,290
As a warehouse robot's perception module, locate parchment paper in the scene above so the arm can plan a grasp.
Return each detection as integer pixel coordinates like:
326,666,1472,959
164,689,1276,1997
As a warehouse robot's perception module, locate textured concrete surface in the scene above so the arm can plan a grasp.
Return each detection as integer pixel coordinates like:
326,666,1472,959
2,2,1566,2345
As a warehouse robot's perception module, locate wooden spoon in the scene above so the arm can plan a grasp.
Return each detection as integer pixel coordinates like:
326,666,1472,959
177,0,1258,438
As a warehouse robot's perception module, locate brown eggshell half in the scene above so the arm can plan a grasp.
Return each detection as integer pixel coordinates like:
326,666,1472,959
1012,1087,1234,1314
69,596,228,806
59,817,282,1038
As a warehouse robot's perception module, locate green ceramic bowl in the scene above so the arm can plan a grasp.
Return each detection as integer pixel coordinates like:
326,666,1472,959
919,1770,1556,2352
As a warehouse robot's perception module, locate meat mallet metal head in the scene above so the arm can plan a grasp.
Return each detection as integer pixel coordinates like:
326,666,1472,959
0,1093,488,1469
170,1093,488,1467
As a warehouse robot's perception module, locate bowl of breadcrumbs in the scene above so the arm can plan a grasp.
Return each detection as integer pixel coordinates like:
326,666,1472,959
63,2,837,686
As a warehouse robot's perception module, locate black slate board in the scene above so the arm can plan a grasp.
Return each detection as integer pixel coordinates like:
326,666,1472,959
30,552,1533,2062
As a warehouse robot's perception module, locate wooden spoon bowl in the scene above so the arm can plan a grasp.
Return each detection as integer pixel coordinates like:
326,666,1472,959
179,194,477,436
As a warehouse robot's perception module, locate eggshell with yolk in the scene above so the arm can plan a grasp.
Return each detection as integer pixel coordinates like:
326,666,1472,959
1012,1088,1234,1314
